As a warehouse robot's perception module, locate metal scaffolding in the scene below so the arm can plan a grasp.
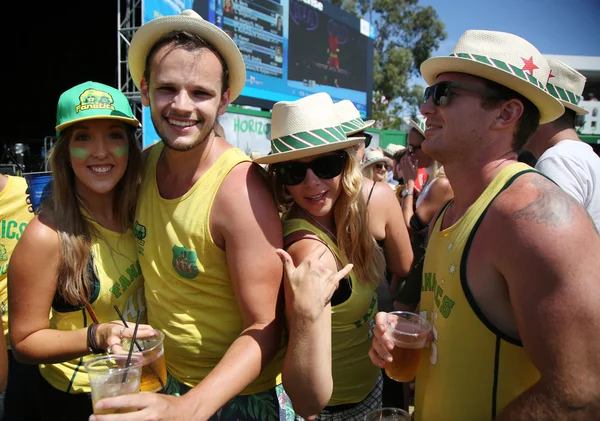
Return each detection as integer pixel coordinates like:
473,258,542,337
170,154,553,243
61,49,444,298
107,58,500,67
117,0,143,127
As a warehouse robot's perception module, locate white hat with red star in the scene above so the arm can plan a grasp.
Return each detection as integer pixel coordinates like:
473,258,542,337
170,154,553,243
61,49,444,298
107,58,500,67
545,59,588,116
420,30,564,124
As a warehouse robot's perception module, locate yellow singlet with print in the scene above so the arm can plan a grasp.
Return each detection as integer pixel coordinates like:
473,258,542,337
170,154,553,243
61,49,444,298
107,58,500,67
40,218,146,394
283,218,379,406
414,163,541,421
0,175,34,347
135,143,285,393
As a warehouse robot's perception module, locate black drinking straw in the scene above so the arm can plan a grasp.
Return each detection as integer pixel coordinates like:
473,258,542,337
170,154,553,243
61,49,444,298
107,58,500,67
114,305,143,352
114,304,165,390
122,310,142,383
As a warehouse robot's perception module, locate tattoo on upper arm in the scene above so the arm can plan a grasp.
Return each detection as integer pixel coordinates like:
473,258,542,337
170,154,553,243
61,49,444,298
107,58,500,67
513,177,573,228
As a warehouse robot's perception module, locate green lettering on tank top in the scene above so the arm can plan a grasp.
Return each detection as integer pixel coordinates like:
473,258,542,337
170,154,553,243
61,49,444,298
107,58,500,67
440,295,455,318
109,283,122,298
434,285,443,309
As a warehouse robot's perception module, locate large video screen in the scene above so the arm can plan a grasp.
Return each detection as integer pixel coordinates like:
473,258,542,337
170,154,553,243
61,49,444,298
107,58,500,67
193,0,374,117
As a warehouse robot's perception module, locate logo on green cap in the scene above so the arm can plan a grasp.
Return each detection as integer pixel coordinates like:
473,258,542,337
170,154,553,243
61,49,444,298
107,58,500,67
76,89,116,113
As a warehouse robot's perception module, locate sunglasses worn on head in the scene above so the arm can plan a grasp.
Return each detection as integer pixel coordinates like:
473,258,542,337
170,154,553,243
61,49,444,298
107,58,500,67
424,81,500,107
275,152,346,186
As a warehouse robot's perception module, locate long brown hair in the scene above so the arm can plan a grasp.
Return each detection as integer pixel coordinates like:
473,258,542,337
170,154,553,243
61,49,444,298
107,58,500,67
46,123,141,306
269,150,386,286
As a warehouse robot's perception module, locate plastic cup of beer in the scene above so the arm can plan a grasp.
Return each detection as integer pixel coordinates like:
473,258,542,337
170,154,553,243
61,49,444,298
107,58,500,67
384,311,431,382
85,354,143,415
121,329,167,392
22,171,53,212
364,407,412,420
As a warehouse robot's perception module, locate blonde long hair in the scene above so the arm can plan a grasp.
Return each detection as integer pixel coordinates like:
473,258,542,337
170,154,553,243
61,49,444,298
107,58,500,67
46,124,141,306
270,149,386,286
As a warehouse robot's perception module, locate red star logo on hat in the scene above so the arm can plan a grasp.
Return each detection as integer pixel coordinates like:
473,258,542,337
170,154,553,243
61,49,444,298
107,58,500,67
547,69,555,81
521,56,539,75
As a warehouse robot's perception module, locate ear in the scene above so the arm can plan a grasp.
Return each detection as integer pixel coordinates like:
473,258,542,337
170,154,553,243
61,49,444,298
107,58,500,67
491,98,523,131
218,89,231,116
140,78,151,107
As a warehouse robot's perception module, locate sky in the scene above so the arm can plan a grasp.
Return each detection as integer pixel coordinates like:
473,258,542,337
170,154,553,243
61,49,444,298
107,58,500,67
420,0,600,58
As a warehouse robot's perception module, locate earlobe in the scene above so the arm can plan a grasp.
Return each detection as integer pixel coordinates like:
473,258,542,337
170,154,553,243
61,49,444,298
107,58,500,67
492,99,523,130
140,78,151,107
218,89,231,116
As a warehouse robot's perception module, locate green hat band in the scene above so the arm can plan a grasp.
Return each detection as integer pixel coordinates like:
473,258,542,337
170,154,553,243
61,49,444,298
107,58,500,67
340,117,366,134
271,125,347,154
546,83,582,106
451,53,546,90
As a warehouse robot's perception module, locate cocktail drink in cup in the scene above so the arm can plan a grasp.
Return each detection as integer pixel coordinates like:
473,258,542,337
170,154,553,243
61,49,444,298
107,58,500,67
121,329,167,392
364,407,412,420
85,354,143,414
384,311,431,382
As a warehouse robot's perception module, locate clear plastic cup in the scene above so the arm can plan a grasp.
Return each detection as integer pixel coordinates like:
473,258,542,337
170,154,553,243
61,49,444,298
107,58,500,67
384,311,431,382
364,407,412,420
121,329,167,392
85,354,143,415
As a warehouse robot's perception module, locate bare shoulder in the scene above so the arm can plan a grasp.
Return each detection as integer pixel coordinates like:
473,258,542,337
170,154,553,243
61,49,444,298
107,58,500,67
286,237,337,271
219,161,273,203
482,171,598,261
367,181,397,205
14,211,59,257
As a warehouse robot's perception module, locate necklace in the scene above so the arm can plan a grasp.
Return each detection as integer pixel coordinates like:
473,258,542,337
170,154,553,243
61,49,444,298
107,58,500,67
76,195,136,272
299,206,337,242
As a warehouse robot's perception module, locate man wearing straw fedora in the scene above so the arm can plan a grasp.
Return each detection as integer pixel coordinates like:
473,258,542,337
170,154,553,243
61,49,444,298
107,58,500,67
369,30,600,420
90,9,294,420
525,59,600,231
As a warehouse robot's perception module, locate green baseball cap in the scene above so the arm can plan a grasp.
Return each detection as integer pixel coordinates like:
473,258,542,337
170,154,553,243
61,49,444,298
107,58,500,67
55,81,140,136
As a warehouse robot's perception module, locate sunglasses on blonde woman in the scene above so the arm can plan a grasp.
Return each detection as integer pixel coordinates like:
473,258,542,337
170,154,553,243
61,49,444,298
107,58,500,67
274,152,347,186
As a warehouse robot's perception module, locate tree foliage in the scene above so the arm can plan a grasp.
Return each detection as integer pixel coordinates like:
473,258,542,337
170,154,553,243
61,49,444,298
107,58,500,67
329,0,446,128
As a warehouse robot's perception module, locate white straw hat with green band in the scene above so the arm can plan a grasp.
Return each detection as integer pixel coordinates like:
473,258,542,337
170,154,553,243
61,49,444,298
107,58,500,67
333,99,375,135
545,59,588,116
409,118,426,137
420,30,564,124
253,93,364,165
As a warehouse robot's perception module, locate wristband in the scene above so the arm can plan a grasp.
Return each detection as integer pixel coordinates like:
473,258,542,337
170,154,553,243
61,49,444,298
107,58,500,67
401,189,414,198
87,322,103,354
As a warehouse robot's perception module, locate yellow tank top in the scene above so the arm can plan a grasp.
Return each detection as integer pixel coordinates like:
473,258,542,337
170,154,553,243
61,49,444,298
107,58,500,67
135,143,284,393
40,217,146,393
283,218,379,406
0,175,34,346
414,163,540,420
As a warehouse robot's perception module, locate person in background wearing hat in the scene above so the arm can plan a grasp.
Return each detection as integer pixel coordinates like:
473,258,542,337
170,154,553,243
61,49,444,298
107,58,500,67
335,100,413,410
394,118,453,313
525,59,600,231
91,10,293,421
0,171,30,420
257,92,387,419
8,81,155,420
369,30,600,420
361,149,392,185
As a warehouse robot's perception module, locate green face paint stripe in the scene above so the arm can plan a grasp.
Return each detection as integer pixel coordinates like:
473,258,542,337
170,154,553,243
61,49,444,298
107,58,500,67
112,145,129,158
70,148,89,159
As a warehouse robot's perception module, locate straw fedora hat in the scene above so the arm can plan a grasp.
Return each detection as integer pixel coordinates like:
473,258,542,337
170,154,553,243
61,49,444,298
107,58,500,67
253,93,364,165
384,143,406,157
545,59,588,116
420,30,564,124
333,99,375,135
128,9,246,101
409,118,426,137
361,149,391,170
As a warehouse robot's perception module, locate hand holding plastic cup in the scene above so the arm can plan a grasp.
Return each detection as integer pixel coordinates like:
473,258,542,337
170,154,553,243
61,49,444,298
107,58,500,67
384,311,431,382
22,171,53,212
121,329,167,392
364,407,412,421
85,354,143,415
